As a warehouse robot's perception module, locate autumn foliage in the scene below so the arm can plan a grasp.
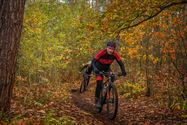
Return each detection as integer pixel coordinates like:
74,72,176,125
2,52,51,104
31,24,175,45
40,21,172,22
3,0,186,124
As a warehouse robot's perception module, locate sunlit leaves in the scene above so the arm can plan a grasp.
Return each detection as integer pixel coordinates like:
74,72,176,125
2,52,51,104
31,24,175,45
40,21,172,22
18,1,104,83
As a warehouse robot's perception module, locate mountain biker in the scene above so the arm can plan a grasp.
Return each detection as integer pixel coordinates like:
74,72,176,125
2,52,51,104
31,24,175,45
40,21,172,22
85,41,127,108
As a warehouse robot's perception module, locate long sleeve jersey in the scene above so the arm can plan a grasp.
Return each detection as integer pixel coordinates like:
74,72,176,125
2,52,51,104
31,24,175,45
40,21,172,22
92,49,126,75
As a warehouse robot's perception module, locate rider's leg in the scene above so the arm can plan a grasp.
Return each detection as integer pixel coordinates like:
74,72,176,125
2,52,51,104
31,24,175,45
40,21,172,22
95,80,102,101
95,75,103,107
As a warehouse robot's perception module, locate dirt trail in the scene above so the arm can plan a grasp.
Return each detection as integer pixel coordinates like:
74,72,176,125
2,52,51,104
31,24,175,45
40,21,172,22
68,82,187,125
10,81,187,125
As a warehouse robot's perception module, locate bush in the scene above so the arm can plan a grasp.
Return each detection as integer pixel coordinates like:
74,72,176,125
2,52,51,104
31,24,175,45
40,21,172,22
118,81,145,98
43,111,76,125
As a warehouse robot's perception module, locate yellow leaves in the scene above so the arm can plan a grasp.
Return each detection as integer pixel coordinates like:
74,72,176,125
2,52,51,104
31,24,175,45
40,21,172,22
120,25,145,46
148,55,159,64
119,32,126,40
118,81,145,98
16,76,27,83
24,7,48,36
64,49,72,54
127,48,138,59
86,23,95,31
28,7,48,25
152,57,159,64
143,55,159,64
34,28,42,34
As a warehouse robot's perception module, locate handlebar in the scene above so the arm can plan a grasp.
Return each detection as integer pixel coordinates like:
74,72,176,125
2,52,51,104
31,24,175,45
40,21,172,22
99,71,123,77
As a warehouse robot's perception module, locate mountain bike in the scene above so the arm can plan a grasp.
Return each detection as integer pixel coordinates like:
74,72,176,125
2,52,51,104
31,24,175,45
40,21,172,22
79,62,91,93
96,71,122,120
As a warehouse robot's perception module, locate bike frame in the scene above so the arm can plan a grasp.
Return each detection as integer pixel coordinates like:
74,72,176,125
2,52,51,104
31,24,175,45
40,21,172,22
101,72,120,104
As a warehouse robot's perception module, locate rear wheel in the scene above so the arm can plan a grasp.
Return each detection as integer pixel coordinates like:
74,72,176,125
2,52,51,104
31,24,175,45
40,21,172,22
80,73,89,93
80,79,86,93
79,65,90,93
106,84,118,120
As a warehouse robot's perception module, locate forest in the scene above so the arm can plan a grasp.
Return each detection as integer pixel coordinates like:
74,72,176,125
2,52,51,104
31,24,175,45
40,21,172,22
0,0,187,124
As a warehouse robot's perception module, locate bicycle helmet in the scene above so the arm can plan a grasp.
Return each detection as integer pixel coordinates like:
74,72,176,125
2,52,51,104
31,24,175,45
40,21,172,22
107,41,116,49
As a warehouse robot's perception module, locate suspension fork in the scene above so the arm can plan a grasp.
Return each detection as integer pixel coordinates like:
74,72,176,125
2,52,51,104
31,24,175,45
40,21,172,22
106,77,113,101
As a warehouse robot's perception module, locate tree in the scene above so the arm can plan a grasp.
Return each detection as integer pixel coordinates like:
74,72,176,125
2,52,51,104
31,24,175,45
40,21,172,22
98,0,187,38
116,0,187,35
0,0,26,116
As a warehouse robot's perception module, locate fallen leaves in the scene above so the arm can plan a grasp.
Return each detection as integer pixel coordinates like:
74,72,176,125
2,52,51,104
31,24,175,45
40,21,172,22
8,81,187,125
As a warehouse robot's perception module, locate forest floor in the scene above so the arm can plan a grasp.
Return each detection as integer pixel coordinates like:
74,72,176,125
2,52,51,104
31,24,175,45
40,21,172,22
1,80,187,125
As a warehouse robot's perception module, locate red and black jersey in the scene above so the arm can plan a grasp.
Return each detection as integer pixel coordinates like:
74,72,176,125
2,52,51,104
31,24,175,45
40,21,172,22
93,49,126,74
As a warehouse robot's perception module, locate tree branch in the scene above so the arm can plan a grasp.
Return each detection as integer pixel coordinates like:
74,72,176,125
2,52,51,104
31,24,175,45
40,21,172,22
115,0,187,37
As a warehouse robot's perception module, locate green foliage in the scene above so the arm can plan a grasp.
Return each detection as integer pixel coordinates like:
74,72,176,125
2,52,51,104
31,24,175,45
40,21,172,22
167,97,187,111
0,111,10,122
43,111,76,125
18,1,104,83
183,101,187,110
118,81,145,98
33,91,54,105
181,114,187,118
17,0,187,111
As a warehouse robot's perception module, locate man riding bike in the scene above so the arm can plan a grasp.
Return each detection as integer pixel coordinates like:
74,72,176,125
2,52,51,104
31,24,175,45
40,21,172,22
85,41,127,108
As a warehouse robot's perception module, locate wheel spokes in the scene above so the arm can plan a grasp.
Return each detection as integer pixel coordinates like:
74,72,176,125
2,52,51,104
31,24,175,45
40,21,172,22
106,86,118,119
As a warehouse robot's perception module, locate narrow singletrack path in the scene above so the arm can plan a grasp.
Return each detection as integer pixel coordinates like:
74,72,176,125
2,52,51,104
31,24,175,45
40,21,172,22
69,82,187,125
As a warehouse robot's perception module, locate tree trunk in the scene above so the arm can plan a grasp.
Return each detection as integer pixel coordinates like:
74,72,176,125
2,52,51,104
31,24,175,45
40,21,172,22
0,0,26,116
144,37,153,96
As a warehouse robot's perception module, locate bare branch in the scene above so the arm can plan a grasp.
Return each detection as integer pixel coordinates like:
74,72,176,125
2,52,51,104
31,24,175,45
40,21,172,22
115,0,187,37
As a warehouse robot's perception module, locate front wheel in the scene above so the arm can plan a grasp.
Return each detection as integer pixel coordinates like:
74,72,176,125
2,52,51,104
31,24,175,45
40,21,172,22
106,84,118,120
79,79,86,93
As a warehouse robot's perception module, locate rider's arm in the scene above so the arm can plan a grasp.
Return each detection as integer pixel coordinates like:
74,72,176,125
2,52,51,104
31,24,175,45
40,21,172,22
113,51,127,76
117,60,126,76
